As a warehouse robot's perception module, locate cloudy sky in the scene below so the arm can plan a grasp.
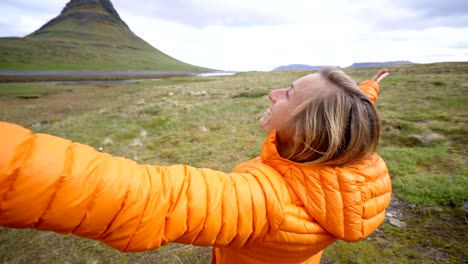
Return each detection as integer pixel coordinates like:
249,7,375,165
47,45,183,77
1,0,467,71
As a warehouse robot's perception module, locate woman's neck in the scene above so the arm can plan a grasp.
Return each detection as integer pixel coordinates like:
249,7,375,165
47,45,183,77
276,132,293,159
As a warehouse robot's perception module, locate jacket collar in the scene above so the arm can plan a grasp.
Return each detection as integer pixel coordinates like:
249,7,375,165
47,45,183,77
259,131,291,174
260,131,327,173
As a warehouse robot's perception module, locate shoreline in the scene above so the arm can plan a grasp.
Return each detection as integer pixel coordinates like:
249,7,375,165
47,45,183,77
0,70,235,83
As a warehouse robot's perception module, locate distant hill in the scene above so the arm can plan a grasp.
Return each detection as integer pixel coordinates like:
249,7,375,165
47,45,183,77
272,64,332,71
346,61,415,68
272,61,415,71
0,0,208,71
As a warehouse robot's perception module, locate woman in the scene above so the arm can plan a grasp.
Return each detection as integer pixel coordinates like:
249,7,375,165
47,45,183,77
0,68,391,264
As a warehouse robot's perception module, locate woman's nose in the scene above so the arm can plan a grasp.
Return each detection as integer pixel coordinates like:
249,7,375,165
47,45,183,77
268,88,286,103
268,90,277,103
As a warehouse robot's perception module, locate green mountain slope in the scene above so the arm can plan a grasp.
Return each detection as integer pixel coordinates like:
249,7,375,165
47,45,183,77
0,0,208,71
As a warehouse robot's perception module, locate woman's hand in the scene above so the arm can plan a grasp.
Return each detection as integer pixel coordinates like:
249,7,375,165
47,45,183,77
371,69,389,83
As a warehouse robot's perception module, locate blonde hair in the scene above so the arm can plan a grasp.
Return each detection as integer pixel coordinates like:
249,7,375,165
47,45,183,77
284,67,381,166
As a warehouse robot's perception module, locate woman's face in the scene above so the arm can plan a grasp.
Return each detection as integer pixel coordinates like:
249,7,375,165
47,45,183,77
259,73,325,134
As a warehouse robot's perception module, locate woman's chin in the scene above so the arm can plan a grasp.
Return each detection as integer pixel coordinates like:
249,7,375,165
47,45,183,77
258,118,270,133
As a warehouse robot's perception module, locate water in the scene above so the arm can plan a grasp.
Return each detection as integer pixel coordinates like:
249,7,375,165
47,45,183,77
196,72,237,77
58,78,161,85
0,70,239,83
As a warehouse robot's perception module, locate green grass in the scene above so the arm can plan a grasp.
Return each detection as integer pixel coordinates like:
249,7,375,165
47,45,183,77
0,82,70,97
393,171,467,206
0,62,467,263
0,37,207,71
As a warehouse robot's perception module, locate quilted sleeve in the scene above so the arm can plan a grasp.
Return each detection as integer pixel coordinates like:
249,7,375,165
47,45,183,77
0,122,270,252
358,80,380,103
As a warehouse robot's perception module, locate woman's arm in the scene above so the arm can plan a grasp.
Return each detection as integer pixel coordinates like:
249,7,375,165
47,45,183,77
0,122,270,252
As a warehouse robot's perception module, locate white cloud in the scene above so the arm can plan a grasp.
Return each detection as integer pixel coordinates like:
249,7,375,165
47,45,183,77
356,0,468,30
114,0,290,28
0,0,64,36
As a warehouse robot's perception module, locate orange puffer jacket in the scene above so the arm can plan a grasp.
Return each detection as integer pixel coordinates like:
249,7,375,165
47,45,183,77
0,80,391,264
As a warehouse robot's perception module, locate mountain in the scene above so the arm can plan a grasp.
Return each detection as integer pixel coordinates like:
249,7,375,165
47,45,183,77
272,64,332,71
272,61,415,72
346,61,415,68
0,0,208,71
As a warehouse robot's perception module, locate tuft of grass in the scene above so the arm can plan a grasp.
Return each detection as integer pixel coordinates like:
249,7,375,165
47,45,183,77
430,81,447,86
232,90,269,98
378,144,447,177
392,171,467,206
323,239,396,263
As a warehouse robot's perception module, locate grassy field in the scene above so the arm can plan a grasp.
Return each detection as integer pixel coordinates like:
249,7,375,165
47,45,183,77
0,3,208,72
0,62,467,263
0,37,208,71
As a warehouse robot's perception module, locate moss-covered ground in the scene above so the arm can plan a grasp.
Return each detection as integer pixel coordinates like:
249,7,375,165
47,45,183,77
0,62,466,263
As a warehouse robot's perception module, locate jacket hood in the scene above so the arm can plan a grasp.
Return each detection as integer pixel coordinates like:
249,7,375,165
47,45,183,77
259,131,391,242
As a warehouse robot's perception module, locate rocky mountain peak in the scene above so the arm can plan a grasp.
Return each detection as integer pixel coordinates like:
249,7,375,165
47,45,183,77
31,0,129,36
61,0,126,26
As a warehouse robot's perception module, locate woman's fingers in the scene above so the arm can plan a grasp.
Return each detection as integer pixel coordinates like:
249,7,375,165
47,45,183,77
372,69,389,83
